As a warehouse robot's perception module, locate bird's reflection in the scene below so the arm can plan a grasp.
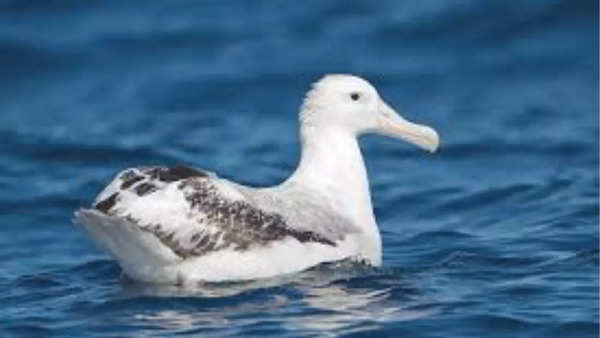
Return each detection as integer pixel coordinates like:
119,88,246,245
119,260,440,335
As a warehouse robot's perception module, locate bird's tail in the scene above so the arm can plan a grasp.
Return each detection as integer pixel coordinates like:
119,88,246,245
73,208,181,283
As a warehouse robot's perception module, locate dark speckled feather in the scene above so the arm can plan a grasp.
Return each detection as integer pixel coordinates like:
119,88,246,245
93,166,338,259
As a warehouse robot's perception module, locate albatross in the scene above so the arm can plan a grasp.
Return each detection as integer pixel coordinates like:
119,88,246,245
74,74,439,284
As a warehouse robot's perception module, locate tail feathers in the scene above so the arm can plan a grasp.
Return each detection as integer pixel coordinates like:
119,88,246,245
73,209,181,283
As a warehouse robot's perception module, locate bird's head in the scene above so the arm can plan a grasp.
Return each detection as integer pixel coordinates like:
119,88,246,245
300,74,439,152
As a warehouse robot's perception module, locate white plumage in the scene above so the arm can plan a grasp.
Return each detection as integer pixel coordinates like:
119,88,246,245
74,74,439,283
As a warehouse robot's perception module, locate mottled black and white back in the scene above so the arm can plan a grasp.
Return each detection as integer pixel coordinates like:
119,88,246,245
75,165,359,283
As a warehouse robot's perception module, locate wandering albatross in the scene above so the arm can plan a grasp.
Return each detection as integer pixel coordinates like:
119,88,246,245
74,74,439,284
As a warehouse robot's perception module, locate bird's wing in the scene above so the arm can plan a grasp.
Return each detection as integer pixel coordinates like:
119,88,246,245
75,165,338,261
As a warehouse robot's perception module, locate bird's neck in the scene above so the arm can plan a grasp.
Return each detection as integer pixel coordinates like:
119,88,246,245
292,126,374,221
286,125,381,262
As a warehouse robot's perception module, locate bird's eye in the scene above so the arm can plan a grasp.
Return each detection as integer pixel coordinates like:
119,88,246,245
350,93,360,101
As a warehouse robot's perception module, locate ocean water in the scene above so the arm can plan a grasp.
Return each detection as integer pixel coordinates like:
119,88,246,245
1,0,598,337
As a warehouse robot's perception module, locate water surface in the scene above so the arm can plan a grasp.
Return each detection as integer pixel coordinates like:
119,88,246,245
0,1,598,337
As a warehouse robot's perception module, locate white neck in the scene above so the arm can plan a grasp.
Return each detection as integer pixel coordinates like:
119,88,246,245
285,124,382,264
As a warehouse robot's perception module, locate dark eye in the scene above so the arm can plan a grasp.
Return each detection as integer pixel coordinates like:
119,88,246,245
350,93,360,101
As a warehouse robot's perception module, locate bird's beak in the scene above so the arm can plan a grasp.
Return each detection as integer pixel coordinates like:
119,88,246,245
376,101,439,152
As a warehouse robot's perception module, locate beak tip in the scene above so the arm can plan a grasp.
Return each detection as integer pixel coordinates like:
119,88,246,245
424,128,440,153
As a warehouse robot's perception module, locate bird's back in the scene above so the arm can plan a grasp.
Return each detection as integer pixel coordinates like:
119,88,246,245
74,165,360,282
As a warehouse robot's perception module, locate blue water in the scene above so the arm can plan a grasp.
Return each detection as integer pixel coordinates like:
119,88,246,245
1,1,598,337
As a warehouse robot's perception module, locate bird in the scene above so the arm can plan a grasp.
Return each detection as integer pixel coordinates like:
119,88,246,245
74,74,439,284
